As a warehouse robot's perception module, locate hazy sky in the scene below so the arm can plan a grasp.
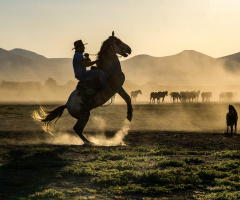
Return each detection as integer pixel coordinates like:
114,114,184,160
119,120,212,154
1,0,240,59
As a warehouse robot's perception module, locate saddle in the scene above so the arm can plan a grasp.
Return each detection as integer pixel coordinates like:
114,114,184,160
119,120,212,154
76,79,101,97
76,79,103,110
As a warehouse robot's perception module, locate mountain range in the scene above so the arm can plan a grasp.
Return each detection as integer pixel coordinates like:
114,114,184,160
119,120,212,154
0,48,73,84
0,48,240,86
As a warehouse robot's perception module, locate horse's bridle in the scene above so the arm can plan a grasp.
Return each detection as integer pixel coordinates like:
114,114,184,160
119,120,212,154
109,38,123,58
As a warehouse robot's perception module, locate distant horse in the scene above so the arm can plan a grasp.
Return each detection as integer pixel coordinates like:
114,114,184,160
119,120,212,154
226,104,238,134
179,91,199,103
150,92,158,104
170,92,180,103
33,32,132,145
179,91,189,102
157,91,168,103
131,90,142,101
220,92,233,101
150,91,168,104
201,92,212,102
193,90,200,101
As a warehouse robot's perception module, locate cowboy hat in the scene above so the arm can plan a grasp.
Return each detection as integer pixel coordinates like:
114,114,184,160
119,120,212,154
72,40,88,50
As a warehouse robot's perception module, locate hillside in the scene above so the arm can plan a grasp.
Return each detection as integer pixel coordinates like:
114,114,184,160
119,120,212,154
0,48,240,87
9,48,48,62
0,48,73,84
217,52,240,73
121,50,233,86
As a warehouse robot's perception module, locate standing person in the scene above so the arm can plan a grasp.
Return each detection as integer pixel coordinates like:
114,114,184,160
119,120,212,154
72,40,110,93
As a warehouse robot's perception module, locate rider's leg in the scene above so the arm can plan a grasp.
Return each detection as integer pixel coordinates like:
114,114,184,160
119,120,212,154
79,70,111,109
84,70,110,92
88,70,112,104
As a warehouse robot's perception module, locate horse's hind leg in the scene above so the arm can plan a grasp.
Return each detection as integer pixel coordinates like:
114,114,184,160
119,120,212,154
235,123,237,135
231,124,233,134
73,111,93,145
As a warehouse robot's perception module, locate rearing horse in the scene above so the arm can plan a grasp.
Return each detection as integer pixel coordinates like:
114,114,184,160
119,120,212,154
33,32,133,145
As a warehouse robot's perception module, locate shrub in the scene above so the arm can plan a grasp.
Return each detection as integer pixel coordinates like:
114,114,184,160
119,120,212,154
184,157,204,165
29,189,65,199
157,159,185,168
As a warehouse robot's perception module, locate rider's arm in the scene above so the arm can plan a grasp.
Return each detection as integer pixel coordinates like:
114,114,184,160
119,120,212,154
80,59,98,68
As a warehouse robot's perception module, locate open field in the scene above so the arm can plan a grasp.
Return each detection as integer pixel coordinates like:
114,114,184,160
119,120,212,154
0,103,240,199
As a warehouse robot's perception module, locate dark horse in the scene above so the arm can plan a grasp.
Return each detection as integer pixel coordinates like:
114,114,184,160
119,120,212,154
226,104,238,135
33,32,133,145
170,92,180,103
150,91,168,104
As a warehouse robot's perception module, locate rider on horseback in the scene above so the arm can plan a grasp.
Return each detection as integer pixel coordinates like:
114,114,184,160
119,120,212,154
72,40,111,97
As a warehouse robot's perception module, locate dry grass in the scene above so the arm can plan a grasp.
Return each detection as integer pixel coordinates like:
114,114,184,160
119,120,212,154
0,103,240,199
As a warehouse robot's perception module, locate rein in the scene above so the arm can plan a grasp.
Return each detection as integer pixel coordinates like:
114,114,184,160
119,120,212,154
88,53,122,58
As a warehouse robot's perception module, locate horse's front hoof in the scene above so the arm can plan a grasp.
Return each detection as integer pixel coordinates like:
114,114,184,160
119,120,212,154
127,113,133,122
83,141,95,147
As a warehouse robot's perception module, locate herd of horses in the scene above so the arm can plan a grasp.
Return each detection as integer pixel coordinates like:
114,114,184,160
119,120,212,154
130,90,237,103
150,91,202,103
107,90,238,134
219,92,235,101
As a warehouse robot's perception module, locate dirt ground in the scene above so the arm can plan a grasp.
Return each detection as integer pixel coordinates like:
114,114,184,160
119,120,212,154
0,102,239,150
1,130,239,151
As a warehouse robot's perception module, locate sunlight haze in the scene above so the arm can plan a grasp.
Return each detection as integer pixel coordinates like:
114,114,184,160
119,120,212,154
1,0,240,59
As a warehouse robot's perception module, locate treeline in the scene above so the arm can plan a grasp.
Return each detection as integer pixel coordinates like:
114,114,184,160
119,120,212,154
0,78,77,91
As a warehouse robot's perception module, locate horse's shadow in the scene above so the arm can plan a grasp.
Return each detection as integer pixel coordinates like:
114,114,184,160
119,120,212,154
0,146,69,199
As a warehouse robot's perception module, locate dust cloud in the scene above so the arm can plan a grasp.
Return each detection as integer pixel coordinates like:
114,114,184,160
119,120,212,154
0,79,76,103
47,133,84,145
121,54,240,103
44,118,130,146
32,108,130,145
31,106,82,145
130,103,232,133
1,51,240,103
1,51,240,144
87,117,130,146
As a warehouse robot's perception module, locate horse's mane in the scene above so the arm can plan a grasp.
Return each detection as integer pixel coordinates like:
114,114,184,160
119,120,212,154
97,36,121,59
97,38,110,59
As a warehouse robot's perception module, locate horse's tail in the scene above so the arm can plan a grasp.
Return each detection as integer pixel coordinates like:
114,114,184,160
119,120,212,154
42,105,66,123
32,105,67,135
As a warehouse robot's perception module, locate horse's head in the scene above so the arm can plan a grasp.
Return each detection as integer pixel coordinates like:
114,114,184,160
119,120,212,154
98,31,131,59
229,104,236,112
97,32,131,92
109,31,131,57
